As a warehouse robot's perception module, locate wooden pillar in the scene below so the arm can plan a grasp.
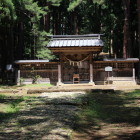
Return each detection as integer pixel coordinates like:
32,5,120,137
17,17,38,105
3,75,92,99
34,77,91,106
89,53,94,84
17,69,20,85
57,53,63,86
58,64,62,83
89,63,93,83
133,68,135,81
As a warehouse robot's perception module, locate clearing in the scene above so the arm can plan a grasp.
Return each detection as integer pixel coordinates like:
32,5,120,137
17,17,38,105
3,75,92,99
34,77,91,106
0,85,140,140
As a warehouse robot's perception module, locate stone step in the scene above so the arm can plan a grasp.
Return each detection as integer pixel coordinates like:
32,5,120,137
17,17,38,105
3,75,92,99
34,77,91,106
59,83,94,86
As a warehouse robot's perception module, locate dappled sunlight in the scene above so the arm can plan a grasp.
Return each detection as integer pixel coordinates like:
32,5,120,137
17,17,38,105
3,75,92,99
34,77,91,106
0,90,140,139
0,92,85,139
73,90,140,140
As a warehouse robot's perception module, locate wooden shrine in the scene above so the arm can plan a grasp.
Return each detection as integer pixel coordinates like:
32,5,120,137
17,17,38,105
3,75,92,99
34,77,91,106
47,34,103,85
14,34,139,85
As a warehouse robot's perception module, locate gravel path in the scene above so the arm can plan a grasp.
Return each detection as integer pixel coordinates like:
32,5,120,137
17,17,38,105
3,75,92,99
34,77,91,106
0,91,86,140
40,91,86,97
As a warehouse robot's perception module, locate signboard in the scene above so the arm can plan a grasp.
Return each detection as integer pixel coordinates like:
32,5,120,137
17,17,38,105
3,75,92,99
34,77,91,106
6,64,12,71
105,66,112,72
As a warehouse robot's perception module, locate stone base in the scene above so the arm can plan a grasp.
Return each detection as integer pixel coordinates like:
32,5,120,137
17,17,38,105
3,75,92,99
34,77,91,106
113,81,136,86
57,82,64,86
88,82,95,85
95,80,136,86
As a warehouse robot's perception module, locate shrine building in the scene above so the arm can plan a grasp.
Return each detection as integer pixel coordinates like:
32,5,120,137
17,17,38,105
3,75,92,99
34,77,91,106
15,34,139,85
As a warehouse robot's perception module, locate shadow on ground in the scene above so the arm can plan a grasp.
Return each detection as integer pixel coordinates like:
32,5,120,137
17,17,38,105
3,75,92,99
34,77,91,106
0,93,84,139
0,89,140,140
74,89,140,140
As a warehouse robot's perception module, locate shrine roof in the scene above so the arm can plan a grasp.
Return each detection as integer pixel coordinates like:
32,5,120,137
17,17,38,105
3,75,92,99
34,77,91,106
47,34,104,48
14,60,58,64
103,58,139,62
94,58,139,63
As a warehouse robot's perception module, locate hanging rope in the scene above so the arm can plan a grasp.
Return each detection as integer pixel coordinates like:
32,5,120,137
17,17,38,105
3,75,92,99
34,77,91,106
63,54,90,66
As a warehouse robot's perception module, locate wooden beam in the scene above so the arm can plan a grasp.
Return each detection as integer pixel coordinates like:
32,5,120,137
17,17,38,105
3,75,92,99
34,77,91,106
93,68,133,71
94,61,139,63
21,70,58,72
50,49,101,53
16,62,58,64
49,46,102,53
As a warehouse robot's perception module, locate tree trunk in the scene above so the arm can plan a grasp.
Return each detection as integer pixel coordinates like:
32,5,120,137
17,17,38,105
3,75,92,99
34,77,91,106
53,9,59,35
74,11,79,35
138,0,140,77
18,22,24,59
9,24,14,63
123,0,131,58
44,2,50,32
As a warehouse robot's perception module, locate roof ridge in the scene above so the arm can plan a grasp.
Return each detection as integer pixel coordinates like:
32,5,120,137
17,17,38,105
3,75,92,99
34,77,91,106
48,34,104,39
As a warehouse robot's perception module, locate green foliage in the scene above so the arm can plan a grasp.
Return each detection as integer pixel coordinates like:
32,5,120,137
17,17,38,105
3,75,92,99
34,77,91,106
125,90,140,98
92,0,105,5
32,75,41,84
19,77,25,85
0,94,7,99
0,0,16,20
14,0,53,59
48,0,63,6
0,0,139,77
36,48,55,60
35,31,55,60
23,0,46,23
20,83,53,88
0,96,24,120
67,0,83,11
30,67,41,84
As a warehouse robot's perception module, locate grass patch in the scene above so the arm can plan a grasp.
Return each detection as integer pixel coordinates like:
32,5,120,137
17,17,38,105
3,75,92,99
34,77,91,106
21,83,53,88
0,94,36,121
125,90,140,98
0,94,7,99
75,90,140,131
0,83,53,89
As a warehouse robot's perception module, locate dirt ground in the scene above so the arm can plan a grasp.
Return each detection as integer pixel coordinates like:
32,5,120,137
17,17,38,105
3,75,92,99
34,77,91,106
0,84,140,140
1,83,140,96
0,91,86,139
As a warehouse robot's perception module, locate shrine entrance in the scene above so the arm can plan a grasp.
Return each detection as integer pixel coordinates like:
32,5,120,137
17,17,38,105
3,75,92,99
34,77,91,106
62,54,90,83
47,34,104,85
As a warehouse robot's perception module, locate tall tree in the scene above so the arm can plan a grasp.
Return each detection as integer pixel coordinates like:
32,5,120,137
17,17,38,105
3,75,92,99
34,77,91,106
122,0,131,58
0,0,139,83
138,0,140,76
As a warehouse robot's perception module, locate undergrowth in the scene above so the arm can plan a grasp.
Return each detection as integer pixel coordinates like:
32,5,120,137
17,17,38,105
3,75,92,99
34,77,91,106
75,90,140,131
0,94,36,121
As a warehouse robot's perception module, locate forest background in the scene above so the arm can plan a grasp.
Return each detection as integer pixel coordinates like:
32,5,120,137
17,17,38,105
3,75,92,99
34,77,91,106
0,0,140,82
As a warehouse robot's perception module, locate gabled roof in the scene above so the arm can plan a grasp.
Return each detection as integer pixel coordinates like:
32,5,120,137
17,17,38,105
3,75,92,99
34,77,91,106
47,34,104,48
